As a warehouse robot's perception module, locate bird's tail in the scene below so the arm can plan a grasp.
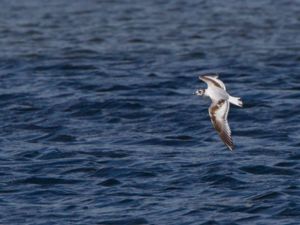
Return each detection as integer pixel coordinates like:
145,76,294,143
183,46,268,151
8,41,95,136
229,96,243,107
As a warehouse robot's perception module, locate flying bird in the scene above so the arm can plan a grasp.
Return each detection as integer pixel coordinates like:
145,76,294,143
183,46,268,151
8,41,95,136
195,74,243,150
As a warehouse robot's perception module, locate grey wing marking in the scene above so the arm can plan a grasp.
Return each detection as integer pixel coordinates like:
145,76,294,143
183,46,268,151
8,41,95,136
199,75,226,90
209,100,233,150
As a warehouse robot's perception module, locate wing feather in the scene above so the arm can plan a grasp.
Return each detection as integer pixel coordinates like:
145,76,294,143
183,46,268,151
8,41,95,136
209,100,233,150
199,75,226,90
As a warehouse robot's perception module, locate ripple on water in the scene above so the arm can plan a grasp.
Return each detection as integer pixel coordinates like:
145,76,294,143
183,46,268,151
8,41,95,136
98,218,148,225
12,176,82,186
1,0,300,224
240,165,297,176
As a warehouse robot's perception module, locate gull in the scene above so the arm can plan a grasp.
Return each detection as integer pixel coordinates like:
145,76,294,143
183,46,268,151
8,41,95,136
195,74,243,150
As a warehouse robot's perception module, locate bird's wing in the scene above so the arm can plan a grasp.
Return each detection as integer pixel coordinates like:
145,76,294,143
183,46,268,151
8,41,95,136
199,75,226,90
209,99,233,150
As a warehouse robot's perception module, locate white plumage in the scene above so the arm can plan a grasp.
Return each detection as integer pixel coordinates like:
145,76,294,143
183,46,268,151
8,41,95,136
196,74,243,150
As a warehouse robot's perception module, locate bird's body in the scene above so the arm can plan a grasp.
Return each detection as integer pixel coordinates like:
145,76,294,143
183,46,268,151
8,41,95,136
196,75,243,150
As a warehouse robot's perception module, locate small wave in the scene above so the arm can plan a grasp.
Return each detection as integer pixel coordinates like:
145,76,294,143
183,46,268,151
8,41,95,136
240,165,297,176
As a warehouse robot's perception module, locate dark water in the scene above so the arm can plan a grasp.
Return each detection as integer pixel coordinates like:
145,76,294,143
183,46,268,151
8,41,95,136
0,0,300,224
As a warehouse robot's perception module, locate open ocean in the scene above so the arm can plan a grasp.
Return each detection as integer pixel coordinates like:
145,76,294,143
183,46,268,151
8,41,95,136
0,0,300,224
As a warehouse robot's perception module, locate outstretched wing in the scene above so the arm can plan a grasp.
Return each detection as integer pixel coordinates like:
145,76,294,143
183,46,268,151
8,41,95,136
209,99,233,150
199,75,226,90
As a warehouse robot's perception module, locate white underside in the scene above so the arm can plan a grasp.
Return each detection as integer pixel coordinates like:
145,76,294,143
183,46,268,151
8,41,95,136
205,86,242,107
205,86,229,103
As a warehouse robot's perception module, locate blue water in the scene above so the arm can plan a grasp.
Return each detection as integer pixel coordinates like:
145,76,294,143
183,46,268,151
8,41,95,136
0,0,300,224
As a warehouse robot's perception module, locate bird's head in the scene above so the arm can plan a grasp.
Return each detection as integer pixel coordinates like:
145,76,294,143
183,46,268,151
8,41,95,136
195,89,205,96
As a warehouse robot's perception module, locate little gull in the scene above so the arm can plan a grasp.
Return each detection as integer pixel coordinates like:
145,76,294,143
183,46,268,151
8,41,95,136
195,74,243,150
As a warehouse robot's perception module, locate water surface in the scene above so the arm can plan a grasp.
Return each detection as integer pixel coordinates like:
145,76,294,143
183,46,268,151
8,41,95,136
0,0,300,224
